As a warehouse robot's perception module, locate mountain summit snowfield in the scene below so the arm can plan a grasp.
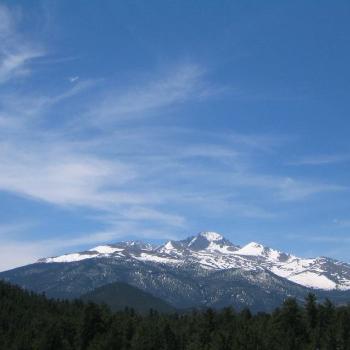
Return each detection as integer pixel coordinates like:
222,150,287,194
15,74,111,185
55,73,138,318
39,232,350,291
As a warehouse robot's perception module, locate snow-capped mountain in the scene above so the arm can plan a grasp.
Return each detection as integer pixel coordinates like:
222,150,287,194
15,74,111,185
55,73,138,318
39,231,350,291
2,231,350,312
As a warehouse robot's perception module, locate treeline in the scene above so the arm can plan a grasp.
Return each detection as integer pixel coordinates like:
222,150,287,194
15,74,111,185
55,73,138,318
1,281,350,349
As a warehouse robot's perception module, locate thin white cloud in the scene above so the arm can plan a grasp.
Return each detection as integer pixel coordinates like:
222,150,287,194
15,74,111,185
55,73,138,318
288,154,350,166
0,4,13,38
120,206,186,227
86,63,216,124
0,143,140,207
276,177,346,201
180,194,275,219
0,4,44,84
186,169,346,202
0,222,35,237
0,50,43,83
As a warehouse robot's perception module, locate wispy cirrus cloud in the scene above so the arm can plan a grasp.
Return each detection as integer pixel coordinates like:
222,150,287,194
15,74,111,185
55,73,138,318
0,143,142,208
275,177,346,201
86,63,221,125
0,4,44,84
288,154,350,166
0,222,35,237
194,169,346,202
0,60,345,235
119,207,186,228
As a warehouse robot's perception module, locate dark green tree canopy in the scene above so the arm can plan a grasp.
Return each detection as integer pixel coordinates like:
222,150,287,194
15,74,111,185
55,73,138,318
1,281,350,350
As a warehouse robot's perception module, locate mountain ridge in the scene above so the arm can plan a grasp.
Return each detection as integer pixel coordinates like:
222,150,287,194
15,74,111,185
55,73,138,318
38,231,350,291
2,231,350,312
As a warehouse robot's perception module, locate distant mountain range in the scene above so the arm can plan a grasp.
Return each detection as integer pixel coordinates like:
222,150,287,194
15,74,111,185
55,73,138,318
1,232,350,311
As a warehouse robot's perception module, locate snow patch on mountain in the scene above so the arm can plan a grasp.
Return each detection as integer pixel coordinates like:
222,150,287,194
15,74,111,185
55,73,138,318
234,242,288,262
136,253,179,264
288,271,337,290
44,253,99,263
164,241,175,250
207,241,236,254
235,242,265,256
199,231,223,241
90,245,124,254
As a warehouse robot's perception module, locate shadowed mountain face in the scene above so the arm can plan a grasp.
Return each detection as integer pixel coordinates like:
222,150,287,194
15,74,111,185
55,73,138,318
80,281,175,313
1,232,350,312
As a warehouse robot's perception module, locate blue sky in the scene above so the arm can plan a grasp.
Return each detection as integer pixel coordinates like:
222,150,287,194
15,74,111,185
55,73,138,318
0,0,349,270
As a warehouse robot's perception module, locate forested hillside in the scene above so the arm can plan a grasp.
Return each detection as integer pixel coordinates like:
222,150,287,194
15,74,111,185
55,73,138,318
1,280,350,349
80,281,175,313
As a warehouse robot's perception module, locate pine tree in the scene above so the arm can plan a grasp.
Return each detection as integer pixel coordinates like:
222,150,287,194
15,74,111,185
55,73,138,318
81,303,107,349
269,298,307,350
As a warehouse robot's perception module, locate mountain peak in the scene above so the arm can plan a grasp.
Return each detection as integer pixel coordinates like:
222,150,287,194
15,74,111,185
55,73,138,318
198,231,224,241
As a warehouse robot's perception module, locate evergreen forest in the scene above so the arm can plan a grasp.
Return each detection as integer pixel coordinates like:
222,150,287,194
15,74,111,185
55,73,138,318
1,280,350,349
